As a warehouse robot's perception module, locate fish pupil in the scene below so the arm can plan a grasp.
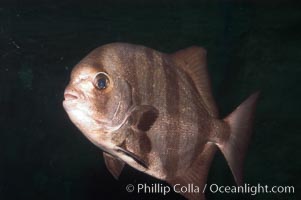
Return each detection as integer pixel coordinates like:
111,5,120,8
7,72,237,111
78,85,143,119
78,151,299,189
98,78,107,89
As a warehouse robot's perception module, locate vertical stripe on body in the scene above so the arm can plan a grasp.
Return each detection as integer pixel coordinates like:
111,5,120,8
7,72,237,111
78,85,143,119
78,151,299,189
117,45,141,105
176,69,212,172
160,56,181,177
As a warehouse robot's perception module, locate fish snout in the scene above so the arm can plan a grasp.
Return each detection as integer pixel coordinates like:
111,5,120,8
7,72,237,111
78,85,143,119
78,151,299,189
64,89,79,101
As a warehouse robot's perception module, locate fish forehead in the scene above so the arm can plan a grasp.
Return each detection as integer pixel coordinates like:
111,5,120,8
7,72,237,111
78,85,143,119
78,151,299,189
70,63,100,81
70,51,108,81
70,43,161,81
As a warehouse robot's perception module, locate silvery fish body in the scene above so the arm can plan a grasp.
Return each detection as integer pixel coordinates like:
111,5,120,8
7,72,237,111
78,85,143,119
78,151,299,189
63,43,259,200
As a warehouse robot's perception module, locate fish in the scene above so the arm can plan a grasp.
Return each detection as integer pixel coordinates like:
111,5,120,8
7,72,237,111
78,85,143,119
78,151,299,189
63,42,259,200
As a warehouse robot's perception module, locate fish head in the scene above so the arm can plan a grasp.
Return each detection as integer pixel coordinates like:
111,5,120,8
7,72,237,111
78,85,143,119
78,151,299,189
63,44,135,148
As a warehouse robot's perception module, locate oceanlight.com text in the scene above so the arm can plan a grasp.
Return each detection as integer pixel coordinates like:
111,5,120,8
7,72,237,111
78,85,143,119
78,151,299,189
125,183,295,196
204,183,294,196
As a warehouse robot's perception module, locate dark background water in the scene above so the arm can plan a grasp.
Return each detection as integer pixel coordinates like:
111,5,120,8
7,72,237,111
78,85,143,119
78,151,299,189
1,0,300,199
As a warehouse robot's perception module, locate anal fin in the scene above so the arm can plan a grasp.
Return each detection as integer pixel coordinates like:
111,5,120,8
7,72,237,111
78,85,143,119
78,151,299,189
103,152,125,179
167,143,217,200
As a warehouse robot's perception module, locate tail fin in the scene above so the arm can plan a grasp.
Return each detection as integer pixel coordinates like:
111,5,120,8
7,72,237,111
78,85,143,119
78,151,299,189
219,92,259,185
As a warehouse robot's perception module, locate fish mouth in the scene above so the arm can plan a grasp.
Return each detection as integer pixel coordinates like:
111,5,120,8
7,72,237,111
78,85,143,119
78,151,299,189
63,90,79,101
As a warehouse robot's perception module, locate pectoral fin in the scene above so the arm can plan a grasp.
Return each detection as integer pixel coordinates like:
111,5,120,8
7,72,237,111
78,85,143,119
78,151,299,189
129,105,158,132
103,152,125,179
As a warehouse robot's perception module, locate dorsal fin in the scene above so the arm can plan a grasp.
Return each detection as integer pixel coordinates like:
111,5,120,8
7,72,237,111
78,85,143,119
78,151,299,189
171,46,218,117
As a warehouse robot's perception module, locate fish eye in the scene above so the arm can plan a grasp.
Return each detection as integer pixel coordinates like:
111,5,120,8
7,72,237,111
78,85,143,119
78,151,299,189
94,72,111,90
